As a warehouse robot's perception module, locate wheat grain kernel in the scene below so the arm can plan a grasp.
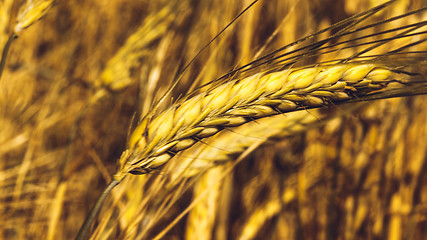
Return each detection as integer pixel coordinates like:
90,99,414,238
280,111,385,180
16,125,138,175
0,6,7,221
199,118,230,127
264,70,290,93
303,96,324,106
323,81,347,90
205,82,234,113
366,68,392,82
148,108,176,142
277,100,298,111
197,128,220,138
153,141,178,156
353,80,373,87
176,127,205,139
342,64,374,82
172,138,196,152
289,68,318,89
176,95,203,126
129,118,149,149
256,99,282,106
147,154,172,169
249,105,276,117
311,90,335,97
235,74,263,103
228,108,259,116
283,94,306,101
334,92,350,100
225,117,247,126
315,65,347,85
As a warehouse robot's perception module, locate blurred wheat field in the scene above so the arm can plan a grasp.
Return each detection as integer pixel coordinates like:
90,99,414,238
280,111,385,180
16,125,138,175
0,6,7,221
0,0,427,239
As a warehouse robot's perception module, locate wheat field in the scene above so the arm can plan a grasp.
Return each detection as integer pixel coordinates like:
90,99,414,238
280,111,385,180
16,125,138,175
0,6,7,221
1,0,427,239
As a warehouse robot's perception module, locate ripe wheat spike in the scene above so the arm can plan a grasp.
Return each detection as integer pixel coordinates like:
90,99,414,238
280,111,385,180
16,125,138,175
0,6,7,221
171,110,328,180
115,63,421,179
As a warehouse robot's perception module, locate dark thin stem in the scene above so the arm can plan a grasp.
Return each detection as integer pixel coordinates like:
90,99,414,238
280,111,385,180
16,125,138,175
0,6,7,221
57,90,107,193
75,179,120,240
346,85,427,103
0,33,16,80
58,95,101,185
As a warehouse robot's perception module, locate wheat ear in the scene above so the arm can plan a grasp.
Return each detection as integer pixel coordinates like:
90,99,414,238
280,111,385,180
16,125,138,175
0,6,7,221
170,110,322,181
0,33,15,79
115,63,423,179
14,0,55,35
0,0,54,80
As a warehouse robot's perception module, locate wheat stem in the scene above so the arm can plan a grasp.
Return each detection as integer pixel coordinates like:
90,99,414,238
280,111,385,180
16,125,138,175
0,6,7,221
75,179,120,240
0,33,16,80
59,89,108,185
345,84,427,102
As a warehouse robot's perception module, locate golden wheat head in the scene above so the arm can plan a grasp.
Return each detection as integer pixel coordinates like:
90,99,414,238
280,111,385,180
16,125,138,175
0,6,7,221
114,62,417,180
